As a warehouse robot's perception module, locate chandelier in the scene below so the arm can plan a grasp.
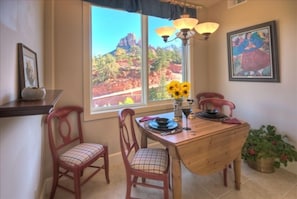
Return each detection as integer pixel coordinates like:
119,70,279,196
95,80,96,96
156,1,219,45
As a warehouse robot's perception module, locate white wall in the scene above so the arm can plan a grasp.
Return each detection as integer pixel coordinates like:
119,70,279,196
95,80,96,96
0,0,45,198
196,0,297,173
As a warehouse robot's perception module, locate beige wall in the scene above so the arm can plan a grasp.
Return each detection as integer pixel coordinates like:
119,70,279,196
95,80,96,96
194,0,297,173
0,0,45,198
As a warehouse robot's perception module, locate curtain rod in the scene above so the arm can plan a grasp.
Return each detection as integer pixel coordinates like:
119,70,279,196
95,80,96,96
159,0,204,9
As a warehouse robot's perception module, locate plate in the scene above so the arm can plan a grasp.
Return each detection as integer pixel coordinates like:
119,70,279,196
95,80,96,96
148,119,178,131
197,111,227,119
206,109,218,114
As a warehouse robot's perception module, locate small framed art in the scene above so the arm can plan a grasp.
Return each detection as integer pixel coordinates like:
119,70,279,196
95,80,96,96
18,43,39,93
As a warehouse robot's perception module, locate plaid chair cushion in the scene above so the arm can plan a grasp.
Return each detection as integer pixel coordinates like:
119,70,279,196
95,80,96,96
131,148,168,174
60,143,104,166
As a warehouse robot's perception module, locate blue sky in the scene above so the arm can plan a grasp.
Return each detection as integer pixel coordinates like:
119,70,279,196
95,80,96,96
91,6,180,56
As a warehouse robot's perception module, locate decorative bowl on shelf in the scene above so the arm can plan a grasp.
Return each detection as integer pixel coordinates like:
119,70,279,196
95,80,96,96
21,87,46,100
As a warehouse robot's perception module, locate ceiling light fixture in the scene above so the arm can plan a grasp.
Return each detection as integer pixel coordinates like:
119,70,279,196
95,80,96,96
156,0,219,45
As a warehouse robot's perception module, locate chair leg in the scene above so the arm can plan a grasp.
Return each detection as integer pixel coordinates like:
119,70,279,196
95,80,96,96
223,167,228,187
126,175,132,199
50,164,59,199
104,146,110,183
74,169,81,199
164,177,169,199
132,176,138,187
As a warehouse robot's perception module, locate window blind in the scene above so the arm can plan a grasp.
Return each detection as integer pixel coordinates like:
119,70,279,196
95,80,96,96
82,0,196,20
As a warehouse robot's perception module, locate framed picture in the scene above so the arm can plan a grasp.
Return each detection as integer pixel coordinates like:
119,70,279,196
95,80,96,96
18,43,39,93
227,21,279,82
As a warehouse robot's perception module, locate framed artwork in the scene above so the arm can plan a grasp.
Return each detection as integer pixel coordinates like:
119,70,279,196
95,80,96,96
18,43,39,93
227,21,279,82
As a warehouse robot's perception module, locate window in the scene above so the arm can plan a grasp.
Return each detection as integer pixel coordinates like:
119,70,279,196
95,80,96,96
148,16,183,102
85,5,187,117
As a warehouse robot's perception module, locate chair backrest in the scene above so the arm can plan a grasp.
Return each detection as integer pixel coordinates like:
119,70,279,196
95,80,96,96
46,106,84,160
196,92,224,104
199,98,236,117
118,108,140,169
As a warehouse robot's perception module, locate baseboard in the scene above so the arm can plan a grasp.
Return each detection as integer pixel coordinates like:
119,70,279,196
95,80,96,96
283,162,297,175
39,177,52,199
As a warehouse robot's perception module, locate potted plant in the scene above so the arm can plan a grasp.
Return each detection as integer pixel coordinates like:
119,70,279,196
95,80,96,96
241,124,297,173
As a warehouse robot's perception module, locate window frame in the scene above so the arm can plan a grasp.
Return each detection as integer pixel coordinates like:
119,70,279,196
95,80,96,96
83,2,194,121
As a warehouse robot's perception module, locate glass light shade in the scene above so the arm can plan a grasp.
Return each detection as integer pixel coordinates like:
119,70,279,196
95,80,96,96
173,14,198,31
155,26,176,37
194,22,220,34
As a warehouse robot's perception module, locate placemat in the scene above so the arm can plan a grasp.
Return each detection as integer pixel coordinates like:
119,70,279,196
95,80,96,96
144,122,183,136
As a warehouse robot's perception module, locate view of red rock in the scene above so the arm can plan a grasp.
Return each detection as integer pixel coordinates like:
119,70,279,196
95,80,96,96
91,33,182,107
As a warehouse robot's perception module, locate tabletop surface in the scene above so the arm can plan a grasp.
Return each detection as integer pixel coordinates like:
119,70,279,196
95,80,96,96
136,110,249,146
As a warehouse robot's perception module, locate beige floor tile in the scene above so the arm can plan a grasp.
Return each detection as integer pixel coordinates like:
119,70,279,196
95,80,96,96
45,161,297,199
220,180,275,199
283,184,297,199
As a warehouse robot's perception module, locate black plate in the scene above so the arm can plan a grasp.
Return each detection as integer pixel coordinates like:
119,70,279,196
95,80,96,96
206,109,218,114
148,119,178,131
196,111,227,119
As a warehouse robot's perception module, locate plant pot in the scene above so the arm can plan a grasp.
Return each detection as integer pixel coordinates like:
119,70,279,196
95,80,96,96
247,158,275,173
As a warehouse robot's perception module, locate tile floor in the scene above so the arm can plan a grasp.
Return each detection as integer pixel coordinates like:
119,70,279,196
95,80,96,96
45,160,297,199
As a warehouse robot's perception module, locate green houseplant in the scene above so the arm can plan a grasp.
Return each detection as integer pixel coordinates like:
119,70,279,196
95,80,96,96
242,125,297,172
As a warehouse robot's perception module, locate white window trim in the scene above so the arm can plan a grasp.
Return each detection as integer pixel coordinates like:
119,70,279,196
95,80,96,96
82,2,194,121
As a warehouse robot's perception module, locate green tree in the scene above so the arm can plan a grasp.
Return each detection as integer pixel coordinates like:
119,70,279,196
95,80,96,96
151,48,170,72
148,48,157,61
114,47,127,62
92,54,119,84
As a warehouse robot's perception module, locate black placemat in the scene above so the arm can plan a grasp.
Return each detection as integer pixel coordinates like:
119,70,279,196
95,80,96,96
144,122,183,135
196,111,228,122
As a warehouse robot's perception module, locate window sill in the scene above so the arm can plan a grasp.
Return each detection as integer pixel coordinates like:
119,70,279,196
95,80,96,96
0,90,63,118
84,102,174,121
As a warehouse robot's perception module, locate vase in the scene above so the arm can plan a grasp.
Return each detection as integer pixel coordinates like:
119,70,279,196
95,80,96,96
247,158,275,173
173,98,183,120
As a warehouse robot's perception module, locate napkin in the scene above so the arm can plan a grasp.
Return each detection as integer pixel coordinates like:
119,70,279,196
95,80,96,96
139,116,159,122
222,118,242,124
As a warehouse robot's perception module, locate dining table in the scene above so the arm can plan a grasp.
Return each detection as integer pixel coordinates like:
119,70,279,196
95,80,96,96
135,109,250,199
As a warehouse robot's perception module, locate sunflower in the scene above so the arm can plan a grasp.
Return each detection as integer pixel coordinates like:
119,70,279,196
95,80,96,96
166,80,191,99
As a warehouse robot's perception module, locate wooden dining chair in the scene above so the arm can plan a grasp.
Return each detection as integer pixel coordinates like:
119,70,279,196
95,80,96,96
45,106,110,199
198,98,235,117
118,108,170,199
196,92,224,106
198,98,236,187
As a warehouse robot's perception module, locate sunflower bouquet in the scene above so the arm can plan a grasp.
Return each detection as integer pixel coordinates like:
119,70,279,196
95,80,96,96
166,80,191,99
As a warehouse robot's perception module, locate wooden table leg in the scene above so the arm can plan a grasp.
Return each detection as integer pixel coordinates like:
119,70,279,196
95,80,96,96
140,129,148,148
233,156,241,190
171,154,181,199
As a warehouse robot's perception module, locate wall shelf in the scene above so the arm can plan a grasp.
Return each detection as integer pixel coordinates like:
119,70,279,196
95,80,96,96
0,90,63,118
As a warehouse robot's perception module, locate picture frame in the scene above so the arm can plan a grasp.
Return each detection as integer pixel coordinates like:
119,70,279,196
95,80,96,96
227,21,279,82
18,43,39,93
